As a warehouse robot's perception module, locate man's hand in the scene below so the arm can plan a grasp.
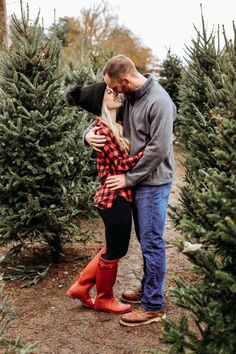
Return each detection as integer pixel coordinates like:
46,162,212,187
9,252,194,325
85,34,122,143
105,174,127,190
85,126,106,152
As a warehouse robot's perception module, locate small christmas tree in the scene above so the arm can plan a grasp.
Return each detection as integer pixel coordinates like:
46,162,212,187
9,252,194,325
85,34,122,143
159,49,183,110
0,3,96,263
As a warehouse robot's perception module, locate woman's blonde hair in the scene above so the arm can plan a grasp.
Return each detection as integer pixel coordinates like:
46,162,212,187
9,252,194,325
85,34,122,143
100,102,130,153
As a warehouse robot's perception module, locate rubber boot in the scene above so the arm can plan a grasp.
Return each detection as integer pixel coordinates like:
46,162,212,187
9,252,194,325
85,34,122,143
94,257,132,314
67,247,106,308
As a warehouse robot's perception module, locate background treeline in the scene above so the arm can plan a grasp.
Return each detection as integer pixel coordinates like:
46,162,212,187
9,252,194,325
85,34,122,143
47,1,154,73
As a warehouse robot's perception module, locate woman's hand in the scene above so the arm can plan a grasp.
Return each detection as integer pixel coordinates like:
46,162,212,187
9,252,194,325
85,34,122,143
85,126,107,152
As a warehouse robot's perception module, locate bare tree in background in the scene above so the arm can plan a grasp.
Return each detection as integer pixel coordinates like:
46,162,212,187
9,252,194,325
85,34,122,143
0,0,8,48
49,0,154,72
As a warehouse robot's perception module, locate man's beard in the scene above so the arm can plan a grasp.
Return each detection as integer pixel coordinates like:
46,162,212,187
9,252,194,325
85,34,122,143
122,88,135,100
125,90,136,103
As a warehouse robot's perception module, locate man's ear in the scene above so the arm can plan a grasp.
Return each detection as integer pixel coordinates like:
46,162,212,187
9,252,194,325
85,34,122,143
122,77,130,85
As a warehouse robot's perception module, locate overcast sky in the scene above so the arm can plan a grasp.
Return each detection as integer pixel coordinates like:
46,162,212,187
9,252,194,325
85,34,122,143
6,0,236,61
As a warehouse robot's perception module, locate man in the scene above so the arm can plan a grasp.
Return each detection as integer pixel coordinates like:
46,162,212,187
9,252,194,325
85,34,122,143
85,55,176,326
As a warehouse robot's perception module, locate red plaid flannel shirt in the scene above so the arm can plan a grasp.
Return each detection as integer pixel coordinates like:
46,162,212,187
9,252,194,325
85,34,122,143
94,118,144,209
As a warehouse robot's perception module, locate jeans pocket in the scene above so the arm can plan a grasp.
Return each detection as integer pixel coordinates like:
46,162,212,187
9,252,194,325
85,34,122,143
161,183,172,201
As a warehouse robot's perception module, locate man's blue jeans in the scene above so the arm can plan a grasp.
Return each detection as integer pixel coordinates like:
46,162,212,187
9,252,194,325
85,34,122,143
132,183,172,311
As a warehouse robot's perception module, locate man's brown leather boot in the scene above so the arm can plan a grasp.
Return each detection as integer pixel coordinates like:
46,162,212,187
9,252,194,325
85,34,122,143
121,287,143,304
120,307,166,327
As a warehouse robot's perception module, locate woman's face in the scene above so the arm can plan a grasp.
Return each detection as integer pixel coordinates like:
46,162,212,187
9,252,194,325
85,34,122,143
103,87,123,110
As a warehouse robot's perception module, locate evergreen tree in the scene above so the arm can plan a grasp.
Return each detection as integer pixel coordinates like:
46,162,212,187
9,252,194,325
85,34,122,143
171,11,222,233
158,49,183,110
64,58,103,88
176,14,221,177
0,4,96,263
161,19,236,354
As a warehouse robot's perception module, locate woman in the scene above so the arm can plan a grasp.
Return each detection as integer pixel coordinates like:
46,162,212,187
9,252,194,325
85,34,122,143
65,81,144,314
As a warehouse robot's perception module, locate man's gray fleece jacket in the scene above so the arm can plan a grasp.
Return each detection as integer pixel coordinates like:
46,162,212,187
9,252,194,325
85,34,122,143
83,74,176,188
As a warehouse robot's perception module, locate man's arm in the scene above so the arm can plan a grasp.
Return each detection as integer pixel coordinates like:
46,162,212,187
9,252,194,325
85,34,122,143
82,123,106,151
82,122,95,146
125,97,176,187
83,106,124,150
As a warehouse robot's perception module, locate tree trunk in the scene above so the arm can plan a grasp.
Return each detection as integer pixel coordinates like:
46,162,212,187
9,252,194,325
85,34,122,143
0,0,7,48
48,235,62,264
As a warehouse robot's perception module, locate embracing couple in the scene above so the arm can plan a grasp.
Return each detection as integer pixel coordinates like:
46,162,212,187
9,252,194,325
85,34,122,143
65,55,176,327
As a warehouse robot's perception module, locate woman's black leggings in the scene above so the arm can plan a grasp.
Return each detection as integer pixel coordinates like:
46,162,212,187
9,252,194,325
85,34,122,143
97,196,132,260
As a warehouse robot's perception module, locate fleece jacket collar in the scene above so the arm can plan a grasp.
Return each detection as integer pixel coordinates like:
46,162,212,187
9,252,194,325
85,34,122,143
133,74,154,99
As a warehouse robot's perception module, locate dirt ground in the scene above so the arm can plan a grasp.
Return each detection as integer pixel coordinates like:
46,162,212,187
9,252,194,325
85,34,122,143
1,145,195,354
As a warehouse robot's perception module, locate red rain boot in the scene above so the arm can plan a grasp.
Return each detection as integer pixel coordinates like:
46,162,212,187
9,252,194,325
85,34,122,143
67,247,105,308
94,257,132,314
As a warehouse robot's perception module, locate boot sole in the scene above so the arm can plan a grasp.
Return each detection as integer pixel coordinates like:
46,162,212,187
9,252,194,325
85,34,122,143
121,296,141,304
67,291,94,309
94,306,132,314
119,314,166,327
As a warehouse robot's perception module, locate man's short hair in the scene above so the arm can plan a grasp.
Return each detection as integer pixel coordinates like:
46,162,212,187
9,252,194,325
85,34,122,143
103,55,137,79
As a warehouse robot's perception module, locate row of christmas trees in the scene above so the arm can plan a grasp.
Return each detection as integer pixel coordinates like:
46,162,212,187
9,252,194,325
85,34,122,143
160,11,236,354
